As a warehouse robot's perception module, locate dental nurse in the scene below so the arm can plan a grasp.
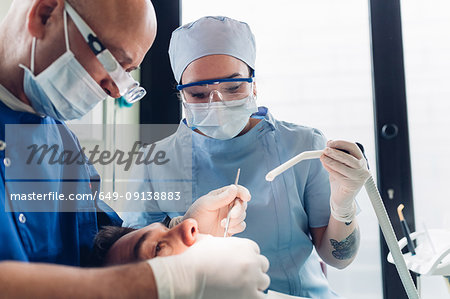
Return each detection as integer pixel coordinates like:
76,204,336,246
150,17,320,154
123,16,370,298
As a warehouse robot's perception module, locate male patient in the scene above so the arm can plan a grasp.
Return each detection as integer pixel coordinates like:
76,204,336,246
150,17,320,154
91,219,200,266
91,222,303,299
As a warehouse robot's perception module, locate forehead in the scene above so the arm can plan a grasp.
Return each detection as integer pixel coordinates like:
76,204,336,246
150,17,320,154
106,223,165,265
74,1,156,67
132,222,165,238
116,223,165,247
182,55,250,83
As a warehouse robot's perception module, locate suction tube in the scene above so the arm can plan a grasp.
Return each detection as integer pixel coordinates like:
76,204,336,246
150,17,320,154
364,176,419,299
265,146,420,298
355,144,418,297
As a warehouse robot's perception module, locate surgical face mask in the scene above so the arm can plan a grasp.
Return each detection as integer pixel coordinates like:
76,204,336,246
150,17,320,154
183,94,258,140
19,8,108,121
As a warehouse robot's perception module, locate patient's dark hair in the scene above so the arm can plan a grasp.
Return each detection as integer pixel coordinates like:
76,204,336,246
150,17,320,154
90,226,136,267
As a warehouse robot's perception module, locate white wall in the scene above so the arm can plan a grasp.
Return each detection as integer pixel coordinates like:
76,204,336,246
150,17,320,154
401,0,450,297
0,0,12,22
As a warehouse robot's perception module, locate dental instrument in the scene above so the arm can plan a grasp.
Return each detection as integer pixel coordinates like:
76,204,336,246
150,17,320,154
387,229,450,277
397,204,416,255
266,147,420,299
224,168,241,237
265,150,323,182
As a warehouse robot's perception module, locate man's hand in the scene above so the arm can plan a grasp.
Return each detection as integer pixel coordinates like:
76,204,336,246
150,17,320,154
0,236,270,299
0,260,158,298
173,185,251,236
148,235,270,299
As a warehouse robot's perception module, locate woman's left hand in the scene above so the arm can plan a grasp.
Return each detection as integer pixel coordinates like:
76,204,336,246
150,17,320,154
320,140,370,221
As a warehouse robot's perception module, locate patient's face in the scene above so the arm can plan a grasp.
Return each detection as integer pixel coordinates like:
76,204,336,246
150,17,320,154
105,219,198,265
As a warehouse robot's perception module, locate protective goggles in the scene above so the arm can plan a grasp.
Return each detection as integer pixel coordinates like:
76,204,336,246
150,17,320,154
177,76,254,106
65,2,146,104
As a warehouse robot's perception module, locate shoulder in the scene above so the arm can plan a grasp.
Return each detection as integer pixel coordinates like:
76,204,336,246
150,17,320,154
154,131,179,147
272,117,327,151
141,123,186,154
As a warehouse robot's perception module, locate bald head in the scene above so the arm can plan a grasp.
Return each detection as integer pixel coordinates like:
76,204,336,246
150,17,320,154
66,0,157,66
64,0,157,70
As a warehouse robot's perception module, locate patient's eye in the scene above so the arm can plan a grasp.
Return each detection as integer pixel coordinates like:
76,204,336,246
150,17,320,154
155,242,163,256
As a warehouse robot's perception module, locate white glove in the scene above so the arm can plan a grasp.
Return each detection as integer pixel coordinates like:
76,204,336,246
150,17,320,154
148,235,270,299
170,185,250,237
320,140,370,222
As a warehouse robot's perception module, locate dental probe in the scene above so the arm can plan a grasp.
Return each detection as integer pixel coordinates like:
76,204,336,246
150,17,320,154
224,168,241,237
265,148,420,299
265,150,324,182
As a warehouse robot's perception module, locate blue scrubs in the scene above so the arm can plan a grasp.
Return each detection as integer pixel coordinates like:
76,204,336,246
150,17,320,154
0,100,121,266
123,107,340,298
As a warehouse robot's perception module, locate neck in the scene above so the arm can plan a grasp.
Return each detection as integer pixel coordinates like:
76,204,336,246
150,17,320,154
237,117,261,136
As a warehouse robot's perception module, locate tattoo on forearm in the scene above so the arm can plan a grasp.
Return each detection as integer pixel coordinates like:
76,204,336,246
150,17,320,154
330,228,360,260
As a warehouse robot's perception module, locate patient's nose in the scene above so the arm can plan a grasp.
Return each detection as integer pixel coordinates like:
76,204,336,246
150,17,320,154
178,218,198,246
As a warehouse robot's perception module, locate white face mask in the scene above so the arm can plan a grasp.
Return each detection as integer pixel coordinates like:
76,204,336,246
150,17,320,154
183,95,258,140
19,8,107,121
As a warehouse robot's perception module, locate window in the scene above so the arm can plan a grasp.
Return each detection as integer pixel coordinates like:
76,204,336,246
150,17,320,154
401,0,450,297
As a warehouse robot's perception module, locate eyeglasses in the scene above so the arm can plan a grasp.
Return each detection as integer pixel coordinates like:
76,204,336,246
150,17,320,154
65,2,146,104
177,77,254,106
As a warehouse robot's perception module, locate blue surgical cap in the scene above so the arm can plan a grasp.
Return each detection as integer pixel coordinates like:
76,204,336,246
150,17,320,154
168,16,256,83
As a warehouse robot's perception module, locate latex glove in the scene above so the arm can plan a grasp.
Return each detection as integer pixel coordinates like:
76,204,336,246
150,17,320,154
171,185,250,237
148,235,270,299
320,140,370,222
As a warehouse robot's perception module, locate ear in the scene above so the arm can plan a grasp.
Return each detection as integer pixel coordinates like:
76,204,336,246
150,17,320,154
27,0,62,39
253,81,258,98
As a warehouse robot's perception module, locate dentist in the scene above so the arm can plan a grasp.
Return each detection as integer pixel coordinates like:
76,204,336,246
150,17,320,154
0,1,268,298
